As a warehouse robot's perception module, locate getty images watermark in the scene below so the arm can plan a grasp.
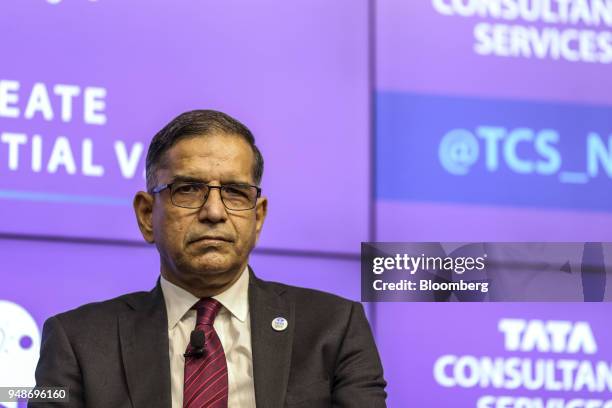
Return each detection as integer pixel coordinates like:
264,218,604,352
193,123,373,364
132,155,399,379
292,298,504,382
361,243,612,302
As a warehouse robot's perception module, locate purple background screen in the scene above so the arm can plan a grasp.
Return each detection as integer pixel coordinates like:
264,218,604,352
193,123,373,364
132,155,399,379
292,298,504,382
1,1,611,407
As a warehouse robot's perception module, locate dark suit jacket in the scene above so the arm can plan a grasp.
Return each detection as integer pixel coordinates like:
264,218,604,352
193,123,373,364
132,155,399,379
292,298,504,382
31,269,387,407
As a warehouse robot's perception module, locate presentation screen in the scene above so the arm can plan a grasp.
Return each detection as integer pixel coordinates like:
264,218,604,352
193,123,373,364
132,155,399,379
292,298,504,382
375,0,612,241
0,0,370,254
374,2,612,406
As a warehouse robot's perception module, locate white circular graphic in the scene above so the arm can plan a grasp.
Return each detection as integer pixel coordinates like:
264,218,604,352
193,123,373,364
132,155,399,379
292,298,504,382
0,300,41,402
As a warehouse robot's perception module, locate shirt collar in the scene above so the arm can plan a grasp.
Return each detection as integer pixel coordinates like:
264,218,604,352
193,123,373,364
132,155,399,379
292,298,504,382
160,265,250,329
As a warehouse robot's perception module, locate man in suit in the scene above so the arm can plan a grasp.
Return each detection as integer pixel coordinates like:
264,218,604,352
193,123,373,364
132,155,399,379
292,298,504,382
31,110,387,407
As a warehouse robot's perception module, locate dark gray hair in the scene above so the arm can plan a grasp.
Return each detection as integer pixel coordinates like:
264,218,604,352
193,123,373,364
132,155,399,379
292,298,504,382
145,110,264,191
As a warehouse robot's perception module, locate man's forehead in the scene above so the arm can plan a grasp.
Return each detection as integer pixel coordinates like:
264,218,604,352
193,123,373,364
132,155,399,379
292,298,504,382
156,135,254,182
167,134,251,158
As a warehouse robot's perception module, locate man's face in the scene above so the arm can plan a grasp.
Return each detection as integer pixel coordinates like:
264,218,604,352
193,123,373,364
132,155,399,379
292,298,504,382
137,133,266,294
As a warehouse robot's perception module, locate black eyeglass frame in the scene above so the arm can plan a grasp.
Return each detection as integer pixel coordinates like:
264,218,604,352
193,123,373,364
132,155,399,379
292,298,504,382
150,182,262,211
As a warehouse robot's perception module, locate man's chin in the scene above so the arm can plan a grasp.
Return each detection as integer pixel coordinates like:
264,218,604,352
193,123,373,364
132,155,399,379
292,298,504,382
189,261,244,291
191,254,238,275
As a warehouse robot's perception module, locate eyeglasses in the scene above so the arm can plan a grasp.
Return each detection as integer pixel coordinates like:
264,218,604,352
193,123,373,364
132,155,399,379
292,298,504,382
150,182,261,211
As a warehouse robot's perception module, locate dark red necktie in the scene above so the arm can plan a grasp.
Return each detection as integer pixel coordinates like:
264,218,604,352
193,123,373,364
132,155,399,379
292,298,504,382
183,298,228,408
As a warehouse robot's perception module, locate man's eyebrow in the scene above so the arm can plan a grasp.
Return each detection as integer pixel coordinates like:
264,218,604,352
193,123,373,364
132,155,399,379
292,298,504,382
170,175,205,183
170,175,251,185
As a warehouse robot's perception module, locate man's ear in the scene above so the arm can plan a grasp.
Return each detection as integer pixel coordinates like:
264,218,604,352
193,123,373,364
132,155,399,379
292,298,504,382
133,191,155,243
254,196,268,244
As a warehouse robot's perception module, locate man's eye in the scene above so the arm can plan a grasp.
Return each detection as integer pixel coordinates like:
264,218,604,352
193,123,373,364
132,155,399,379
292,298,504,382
175,184,201,194
224,186,248,197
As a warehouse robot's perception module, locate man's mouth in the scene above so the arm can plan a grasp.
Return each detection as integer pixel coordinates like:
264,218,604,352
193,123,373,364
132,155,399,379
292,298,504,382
189,236,233,244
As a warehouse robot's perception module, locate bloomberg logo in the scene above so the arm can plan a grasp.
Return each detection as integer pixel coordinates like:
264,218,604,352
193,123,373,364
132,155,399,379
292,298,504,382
439,126,612,185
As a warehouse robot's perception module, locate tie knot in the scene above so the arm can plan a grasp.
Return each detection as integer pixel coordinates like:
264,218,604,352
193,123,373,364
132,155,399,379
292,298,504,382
192,298,222,326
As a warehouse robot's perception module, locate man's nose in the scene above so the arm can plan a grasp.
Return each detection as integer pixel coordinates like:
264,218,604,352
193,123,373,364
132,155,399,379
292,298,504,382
197,187,228,223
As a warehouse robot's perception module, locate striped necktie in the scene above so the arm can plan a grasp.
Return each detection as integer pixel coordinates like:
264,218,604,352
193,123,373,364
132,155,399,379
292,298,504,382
183,298,228,408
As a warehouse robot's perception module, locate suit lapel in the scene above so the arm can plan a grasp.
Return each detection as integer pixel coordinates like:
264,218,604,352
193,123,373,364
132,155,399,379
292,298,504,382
118,283,172,408
249,268,294,408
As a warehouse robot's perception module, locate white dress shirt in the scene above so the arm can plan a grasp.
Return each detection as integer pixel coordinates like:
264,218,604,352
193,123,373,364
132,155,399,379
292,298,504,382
160,266,256,408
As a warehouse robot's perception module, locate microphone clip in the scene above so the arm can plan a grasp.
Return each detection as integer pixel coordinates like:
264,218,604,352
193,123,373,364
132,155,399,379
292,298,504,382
184,329,206,358
184,348,205,358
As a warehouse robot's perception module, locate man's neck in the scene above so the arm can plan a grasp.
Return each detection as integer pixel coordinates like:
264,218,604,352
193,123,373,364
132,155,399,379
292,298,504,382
160,264,247,298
